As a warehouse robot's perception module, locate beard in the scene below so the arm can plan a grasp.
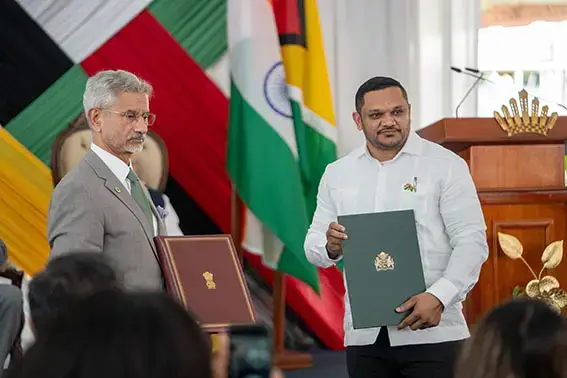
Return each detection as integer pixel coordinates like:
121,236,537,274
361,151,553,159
105,133,146,155
124,138,145,154
362,122,408,151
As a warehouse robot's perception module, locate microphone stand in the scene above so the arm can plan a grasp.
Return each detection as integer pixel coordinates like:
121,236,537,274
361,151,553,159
454,69,484,118
452,67,567,113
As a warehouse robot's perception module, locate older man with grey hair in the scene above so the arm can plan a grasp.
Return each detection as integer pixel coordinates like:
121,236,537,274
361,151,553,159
47,70,167,291
0,240,23,376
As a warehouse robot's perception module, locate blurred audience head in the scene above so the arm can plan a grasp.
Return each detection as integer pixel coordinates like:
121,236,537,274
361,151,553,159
7,290,211,378
455,297,567,378
28,252,121,336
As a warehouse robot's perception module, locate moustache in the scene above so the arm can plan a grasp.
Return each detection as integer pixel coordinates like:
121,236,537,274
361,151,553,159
128,134,146,142
378,128,401,134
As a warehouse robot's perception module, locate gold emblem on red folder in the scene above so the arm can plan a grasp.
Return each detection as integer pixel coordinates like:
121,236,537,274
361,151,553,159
203,271,216,289
375,252,394,271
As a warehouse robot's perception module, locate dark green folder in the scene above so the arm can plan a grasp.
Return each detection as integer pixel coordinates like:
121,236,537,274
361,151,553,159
339,210,426,329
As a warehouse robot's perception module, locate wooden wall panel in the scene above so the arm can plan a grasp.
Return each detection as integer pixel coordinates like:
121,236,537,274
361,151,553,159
463,201,567,325
467,145,565,190
417,117,567,325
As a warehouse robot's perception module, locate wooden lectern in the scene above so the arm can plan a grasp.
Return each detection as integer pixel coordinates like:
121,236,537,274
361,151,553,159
417,115,567,324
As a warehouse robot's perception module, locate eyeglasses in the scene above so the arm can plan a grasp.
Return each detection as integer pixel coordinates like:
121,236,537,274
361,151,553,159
102,109,156,126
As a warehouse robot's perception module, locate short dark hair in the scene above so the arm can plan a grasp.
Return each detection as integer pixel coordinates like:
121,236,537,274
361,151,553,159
355,76,408,114
28,253,122,336
7,291,212,378
455,297,567,378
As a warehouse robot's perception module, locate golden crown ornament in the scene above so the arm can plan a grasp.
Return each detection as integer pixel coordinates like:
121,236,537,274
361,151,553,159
494,90,558,136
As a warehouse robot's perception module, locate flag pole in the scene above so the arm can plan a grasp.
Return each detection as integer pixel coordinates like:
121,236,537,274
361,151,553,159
230,186,244,264
272,271,313,370
230,187,312,370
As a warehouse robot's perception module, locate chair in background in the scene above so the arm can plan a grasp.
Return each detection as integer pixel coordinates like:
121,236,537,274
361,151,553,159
50,112,169,190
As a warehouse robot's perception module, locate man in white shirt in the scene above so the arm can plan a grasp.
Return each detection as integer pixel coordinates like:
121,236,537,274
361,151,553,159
304,76,488,378
48,70,167,291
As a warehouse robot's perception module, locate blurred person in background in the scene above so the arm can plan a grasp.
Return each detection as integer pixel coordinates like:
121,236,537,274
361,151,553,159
8,290,284,378
7,291,210,378
28,252,121,337
146,186,183,236
0,240,23,377
455,298,567,378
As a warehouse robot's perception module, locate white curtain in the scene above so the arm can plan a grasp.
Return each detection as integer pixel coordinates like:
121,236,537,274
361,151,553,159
318,0,481,156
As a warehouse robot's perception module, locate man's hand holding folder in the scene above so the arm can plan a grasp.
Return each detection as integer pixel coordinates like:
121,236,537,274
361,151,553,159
325,222,348,259
332,211,442,330
396,293,444,330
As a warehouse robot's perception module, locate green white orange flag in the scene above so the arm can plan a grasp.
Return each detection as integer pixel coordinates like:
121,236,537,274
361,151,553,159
227,0,337,292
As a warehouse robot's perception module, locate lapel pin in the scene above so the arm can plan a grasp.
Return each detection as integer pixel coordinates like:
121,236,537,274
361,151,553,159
115,187,121,193
403,177,418,193
403,183,415,192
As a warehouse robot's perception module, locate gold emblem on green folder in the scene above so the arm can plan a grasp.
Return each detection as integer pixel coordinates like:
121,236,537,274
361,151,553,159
375,252,394,271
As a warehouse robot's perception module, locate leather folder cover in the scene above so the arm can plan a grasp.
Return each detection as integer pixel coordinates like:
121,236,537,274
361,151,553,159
339,210,426,328
154,235,256,332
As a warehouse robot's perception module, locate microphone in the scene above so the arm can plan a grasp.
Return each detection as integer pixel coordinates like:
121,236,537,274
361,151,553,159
451,67,484,118
451,66,567,113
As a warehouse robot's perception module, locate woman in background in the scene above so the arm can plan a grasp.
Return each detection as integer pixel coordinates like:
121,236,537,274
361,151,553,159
455,297,567,378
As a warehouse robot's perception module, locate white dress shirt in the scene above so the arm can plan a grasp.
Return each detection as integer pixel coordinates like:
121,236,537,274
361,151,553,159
304,131,488,347
163,193,184,236
91,144,158,235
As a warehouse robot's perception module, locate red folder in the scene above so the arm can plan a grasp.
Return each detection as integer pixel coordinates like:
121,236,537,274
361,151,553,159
154,235,256,332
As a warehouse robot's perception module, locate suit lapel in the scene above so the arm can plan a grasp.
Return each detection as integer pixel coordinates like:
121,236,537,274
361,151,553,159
84,151,158,257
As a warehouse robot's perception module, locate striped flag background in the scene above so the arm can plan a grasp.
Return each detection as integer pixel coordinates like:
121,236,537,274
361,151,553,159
0,0,345,349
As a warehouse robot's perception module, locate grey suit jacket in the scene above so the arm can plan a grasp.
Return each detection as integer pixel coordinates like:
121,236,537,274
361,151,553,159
47,150,167,291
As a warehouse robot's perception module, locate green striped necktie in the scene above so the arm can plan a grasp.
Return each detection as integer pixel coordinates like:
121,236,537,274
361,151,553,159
127,169,154,236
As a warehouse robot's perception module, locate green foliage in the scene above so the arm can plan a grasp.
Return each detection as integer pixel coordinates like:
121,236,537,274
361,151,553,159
512,285,525,298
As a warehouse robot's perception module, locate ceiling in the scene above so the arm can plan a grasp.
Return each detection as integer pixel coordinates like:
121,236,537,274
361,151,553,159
483,0,567,6
482,0,567,26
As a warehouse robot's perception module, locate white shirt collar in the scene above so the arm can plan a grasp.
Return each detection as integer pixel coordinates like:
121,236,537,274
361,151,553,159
90,143,131,184
355,131,423,161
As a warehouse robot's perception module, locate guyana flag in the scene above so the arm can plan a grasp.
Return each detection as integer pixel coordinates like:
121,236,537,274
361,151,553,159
227,0,337,292
274,0,338,215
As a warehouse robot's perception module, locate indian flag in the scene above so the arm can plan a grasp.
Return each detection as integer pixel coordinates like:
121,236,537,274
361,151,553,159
227,0,337,292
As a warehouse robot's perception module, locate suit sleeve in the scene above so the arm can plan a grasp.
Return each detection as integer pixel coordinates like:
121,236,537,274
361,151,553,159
47,181,104,257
